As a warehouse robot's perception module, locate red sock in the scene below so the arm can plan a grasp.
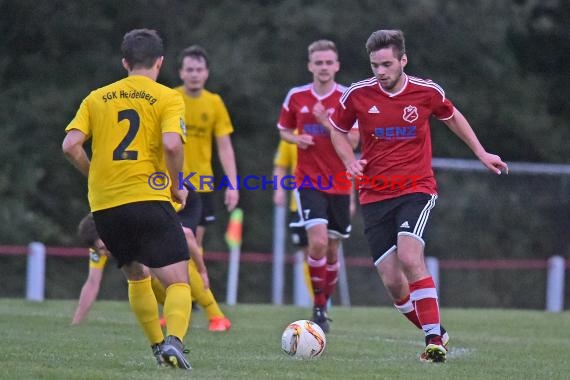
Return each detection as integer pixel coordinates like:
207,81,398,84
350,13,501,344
394,294,421,329
307,256,327,307
324,261,339,301
409,277,441,337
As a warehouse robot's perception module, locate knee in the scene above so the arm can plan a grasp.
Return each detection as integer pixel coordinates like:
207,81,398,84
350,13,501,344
327,240,340,261
377,263,408,299
380,273,406,291
398,255,426,276
309,237,328,256
122,263,150,281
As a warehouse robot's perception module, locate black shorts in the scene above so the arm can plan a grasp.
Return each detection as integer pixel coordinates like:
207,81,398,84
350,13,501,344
177,189,202,234
292,188,351,238
93,201,189,268
198,191,216,226
177,190,215,231
288,211,308,247
361,193,437,265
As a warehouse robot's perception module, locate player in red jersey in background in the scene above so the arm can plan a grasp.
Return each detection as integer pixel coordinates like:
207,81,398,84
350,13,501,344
277,40,358,333
329,29,508,362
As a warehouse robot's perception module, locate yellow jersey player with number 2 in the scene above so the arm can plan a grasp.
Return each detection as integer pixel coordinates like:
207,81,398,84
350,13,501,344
63,29,192,369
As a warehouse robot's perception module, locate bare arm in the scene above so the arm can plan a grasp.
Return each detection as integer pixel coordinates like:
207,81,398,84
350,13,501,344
190,250,209,290
71,267,104,325
349,185,357,218
216,134,239,211
163,132,188,206
183,227,210,290
347,128,360,150
330,128,367,177
313,102,360,150
443,108,509,175
279,128,315,150
62,129,90,177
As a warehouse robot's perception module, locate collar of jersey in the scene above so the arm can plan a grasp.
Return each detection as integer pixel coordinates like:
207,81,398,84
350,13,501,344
310,83,338,100
377,73,408,98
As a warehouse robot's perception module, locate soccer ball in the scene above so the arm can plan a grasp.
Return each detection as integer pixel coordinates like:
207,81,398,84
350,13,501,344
281,319,326,359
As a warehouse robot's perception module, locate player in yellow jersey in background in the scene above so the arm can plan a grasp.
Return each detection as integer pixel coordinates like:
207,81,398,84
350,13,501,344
70,213,219,333
273,139,313,297
70,213,169,326
62,29,192,369
70,213,112,326
173,45,237,331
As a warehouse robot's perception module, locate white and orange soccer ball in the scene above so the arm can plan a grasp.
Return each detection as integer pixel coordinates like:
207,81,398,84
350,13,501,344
281,319,326,359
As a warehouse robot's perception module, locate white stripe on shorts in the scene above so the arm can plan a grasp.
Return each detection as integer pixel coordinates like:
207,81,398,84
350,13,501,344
374,245,396,267
413,194,437,238
397,231,425,247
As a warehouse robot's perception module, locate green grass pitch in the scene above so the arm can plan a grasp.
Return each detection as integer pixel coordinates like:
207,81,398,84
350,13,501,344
0,299,568,379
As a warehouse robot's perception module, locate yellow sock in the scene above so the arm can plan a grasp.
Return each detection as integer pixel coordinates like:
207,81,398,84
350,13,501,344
189,260,224,319
164,282,192,340
150,276,166,305
128,277,164,345
188,260,197,303
202,289,225,319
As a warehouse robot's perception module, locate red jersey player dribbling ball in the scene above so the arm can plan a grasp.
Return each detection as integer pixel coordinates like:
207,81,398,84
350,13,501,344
331,74,454,203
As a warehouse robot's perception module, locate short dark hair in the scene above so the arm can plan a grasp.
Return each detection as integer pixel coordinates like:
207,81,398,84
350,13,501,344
77,213,99,247
121,28,164,69
178,45,209,68
365,29,406,59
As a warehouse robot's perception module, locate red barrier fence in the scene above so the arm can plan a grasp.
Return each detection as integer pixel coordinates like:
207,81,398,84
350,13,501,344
1,245,568,269
1,244,567,311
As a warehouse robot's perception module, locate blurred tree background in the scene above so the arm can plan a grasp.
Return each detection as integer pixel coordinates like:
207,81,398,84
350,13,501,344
0,0,568,307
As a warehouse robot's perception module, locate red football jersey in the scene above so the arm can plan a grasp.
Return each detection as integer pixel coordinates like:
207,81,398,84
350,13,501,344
277,83,350,195
330,74,455,204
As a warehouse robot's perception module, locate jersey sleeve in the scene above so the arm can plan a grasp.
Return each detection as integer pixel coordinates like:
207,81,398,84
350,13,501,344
88,248,108,270
161,91,187,143
429,83,455,120
65,96,92,137
213,95,234,137
277,89,296,130
329,92,356,133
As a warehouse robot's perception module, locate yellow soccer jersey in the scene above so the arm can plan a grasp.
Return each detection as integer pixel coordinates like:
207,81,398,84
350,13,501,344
170,199,184,213
66,75,186,211
174,87,233,192
273,139,298,212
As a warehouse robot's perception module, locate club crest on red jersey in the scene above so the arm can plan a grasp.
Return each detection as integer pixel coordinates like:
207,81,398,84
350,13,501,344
402,105,418,123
